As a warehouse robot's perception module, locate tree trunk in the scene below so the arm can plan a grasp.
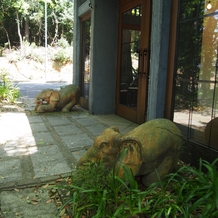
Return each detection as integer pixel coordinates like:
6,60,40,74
24,17,30,42
16,12,22,49
36,22,42,46
51,12,59,46
0,22,11,50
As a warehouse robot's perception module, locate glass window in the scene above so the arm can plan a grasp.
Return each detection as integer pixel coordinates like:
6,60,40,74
81,17,91,99
119,5,142,108
79,0,87,7
173,0,218,150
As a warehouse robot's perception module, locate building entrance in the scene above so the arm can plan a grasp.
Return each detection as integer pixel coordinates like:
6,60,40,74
80,13,91,110
116,0,151,124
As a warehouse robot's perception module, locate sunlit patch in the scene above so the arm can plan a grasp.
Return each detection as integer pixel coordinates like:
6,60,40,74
2,136,38,156
0,113,38,156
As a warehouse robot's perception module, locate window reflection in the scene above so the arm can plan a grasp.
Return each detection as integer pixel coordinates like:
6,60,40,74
79,0,87,7
174,0,218,150
81,17,91,99
119,6,141,108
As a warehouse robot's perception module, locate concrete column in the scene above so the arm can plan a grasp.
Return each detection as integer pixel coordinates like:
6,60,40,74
89,0,118,114
147,0,172,121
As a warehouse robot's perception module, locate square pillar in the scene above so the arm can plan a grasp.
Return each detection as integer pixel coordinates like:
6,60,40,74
147,0,172,120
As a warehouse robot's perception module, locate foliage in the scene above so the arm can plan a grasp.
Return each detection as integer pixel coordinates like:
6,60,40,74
148,158,218,217
52,37,72,66
55,162,151,217
8,41,44,63
53,49,72,66
0,0,74,47
0,69,20,102
21,41,43,62
54,155,218,217
55,37,70,49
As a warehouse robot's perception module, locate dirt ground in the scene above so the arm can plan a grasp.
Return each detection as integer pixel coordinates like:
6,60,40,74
0,47,73,83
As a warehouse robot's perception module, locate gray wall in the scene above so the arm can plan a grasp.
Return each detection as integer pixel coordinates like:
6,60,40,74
73,0,118,114
89,0,118,114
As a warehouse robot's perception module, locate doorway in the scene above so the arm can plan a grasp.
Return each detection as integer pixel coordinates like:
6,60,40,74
116,0,151,124
80,13,91,110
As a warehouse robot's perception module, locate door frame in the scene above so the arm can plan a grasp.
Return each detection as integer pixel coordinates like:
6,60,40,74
115,0,151,124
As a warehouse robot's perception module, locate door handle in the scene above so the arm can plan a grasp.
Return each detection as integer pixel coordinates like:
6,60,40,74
142,48,148,76
137,49,142,75
143,48,148,56
137,48,148,76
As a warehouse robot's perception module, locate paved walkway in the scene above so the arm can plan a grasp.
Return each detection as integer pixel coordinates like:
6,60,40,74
0,82,138,217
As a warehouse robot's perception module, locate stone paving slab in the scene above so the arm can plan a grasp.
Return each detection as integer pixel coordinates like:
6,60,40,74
54,124,83,136
0,159,22,184
0,186,57,218
0,111,137,189
31,145,72,178
0,82,138,217
0,109,138,217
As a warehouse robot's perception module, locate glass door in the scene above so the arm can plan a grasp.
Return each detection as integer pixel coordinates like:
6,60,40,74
80,14,91,109
116,0,151,123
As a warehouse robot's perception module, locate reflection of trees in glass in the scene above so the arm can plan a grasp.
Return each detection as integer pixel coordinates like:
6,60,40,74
79,0,87,7
121,6,141,86
121,29,133,85
175,0,218,110
176,21,200,108
81,17,91,99
131,31,140,80
176,20,202,107
200,14,218,106
179,0,204,21
82,18,91,83
121,29,140,85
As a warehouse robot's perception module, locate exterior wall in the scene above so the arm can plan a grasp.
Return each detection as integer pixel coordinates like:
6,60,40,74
89,0,118,114
73,0,218,167
74,0,172,117
73,0,119,114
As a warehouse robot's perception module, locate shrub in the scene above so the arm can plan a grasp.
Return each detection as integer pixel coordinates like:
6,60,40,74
52,37,72,67
54,152,218,218
53,49,71,65
55,37,70,48
8,41,43,63
0,69,20,103
148,158,218,217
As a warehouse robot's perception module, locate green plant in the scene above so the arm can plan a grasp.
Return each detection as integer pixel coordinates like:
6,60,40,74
8,42,43,63
111,164,152,217
56,161,112,217
54,155,218,218
183,158,218,217
52,38,72,66
0,69,20,102
21,41,43,62
148,158,218,217
56,37,70,48
55,149,152,217
53,49,72,66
